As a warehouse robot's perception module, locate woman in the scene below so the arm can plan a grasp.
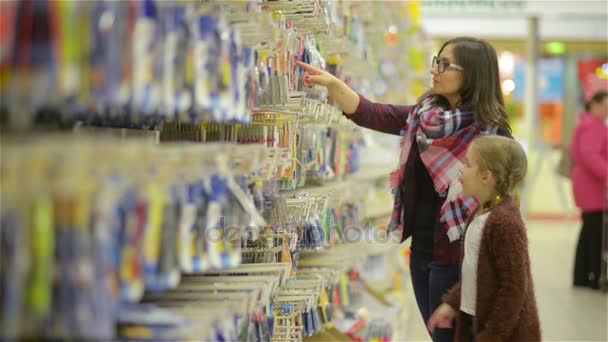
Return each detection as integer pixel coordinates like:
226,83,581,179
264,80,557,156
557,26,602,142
571,90,608,290
297,37,511,341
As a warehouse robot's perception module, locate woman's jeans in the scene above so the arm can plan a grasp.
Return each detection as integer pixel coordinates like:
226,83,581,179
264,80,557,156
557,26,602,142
410,252,460,342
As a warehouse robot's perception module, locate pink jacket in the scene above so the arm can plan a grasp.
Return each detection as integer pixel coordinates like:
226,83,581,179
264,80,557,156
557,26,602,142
570,113,608,211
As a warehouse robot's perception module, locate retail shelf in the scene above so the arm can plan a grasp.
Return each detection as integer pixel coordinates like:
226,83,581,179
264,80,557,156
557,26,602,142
303,327,350,341
281,164,393,198
332,287,401,341
73,125,160,143
299,239,401,261
350,165,393,183
363,204,393,222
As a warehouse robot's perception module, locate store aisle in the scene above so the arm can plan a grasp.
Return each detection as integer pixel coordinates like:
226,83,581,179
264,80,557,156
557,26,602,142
528,219,607,341
406,219,608,341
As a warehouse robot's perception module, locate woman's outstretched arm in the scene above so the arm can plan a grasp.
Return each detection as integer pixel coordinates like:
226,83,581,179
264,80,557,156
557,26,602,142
297,61,413,135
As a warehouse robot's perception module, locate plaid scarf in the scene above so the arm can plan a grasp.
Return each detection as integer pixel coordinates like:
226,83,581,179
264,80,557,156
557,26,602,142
388,95,497,242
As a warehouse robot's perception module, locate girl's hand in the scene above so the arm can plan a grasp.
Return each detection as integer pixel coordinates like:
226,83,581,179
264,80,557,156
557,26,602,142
296,61,339,89
428,303,456,334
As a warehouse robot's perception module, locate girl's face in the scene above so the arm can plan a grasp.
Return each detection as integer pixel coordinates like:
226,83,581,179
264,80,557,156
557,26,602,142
461,147,494,201
430,44,465,103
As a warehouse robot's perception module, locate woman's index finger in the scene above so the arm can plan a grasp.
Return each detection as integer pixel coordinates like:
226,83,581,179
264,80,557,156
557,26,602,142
295,61,323,74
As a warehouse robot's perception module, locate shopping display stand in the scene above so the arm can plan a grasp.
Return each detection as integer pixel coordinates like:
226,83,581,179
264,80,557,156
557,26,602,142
1,1,424,340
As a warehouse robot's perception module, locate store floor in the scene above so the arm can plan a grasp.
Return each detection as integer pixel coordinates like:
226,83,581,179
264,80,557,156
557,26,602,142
406,219,608,341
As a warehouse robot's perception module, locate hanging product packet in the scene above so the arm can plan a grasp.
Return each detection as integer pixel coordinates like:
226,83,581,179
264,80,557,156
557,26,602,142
321,129,335,182
90,173,125,333
216,15,234,122
27,195,54,335
0,169,29,341
301,37,327,101
312,208,327,250
256,49,270,106
6,0,58,124
266,302,275,336
23,151,55,338
193,12,211,121
50,196,72,338
49,152,104,339
304,126,326,185
348,137,361,175
132,0,161,125
229,27,246,122
205,174,229,269
242,47,258,116
333,208,344,244
160,4,192,122
329,129,342,178
115,303,192,341
280,233,293,277
79,154,113,339
176,175,196,274
73,192,101,338
142,166,169,292
318,287,331,325
213,173,247,269
0,214,24,337
312,305,322,335
118,185,146,303
152,153,183,290
157,181,180,290
324,207,336,246
191,179,210,273
89,0,133,126
300,125,314,175
51,0,90,120
94,143,149,327
287,121,299,191
0,0,17,90
285,26,300,92
221,157,266,267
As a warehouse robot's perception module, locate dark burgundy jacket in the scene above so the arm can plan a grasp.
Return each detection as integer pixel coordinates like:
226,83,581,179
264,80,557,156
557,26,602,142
443,197,541,342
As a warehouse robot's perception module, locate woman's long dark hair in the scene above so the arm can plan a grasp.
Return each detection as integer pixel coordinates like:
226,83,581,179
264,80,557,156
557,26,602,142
436,37,512,133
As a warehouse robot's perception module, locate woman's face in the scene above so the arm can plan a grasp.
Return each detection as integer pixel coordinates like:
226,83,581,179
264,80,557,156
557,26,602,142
590,97,608,118
431,44,465,103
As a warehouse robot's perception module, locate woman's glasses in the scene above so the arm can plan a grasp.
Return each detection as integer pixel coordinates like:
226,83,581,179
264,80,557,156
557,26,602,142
432,56,464,73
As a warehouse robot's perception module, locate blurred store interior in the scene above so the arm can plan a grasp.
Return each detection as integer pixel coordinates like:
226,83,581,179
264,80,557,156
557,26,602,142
0,1,606,341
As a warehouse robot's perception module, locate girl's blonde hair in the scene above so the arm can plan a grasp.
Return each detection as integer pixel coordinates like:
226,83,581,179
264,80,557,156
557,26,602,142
470,136,528,206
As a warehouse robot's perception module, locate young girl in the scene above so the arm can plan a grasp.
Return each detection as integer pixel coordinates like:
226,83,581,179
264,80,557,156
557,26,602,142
428,136,541,342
